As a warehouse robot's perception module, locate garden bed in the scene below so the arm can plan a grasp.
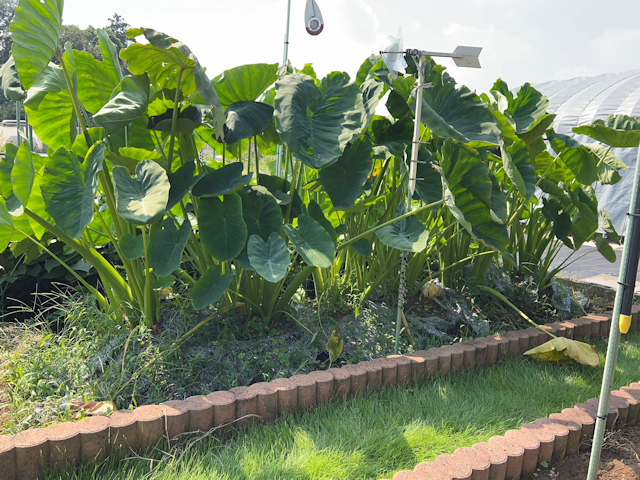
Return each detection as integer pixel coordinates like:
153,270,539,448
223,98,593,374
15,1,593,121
0,307,634,479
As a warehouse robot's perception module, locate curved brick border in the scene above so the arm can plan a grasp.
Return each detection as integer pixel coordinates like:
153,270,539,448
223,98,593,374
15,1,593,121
0,307,636,479
383,383,640,480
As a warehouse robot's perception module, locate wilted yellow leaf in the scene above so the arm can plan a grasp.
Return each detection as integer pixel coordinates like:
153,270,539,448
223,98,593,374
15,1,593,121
524,337,600,367
422,282,442,299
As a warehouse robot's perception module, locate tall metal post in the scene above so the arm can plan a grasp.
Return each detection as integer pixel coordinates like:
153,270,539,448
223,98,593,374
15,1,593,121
275,0,292,177
394,55,426,354
587,146,640,479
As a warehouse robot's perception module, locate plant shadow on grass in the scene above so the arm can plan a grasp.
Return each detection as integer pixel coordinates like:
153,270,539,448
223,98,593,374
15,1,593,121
45,332,640,480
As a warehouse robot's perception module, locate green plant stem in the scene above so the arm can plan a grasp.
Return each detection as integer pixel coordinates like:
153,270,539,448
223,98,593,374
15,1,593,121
477,285,557,338
285,159,301,224
23,208,137,323
166,68,184,173
141,226,154,327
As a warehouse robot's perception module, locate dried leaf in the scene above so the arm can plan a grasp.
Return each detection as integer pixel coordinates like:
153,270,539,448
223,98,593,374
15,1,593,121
80,401,117,416
524,337,600,367
422,282,442,299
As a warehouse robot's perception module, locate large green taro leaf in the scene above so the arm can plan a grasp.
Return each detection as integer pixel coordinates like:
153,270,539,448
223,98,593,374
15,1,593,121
192,162,252,197
93,75,150,134
307,200,338,247
247,232,290,283
438,139,508,250
274,72,365,169
573,114,640,148
283,214,335,268
415,146,443,206
367,115,413,159
24,66,77,150
112,160,170,225
318,136,372,209
120,233,144,260
0,199,14,253
149,218,191,277
212,63,279,107
585,143,628,185
222,101,274,144
240,190,283,241
0,56,26,101
10,0,63,90
505,83,549,134
502,140,536,200
412,61,500,147
122,28,223,128
167,161,202,210
12,142,35,208
376,204,429,252
40,143,105,239
192,264,234,310
75,36,121,114
197,192,248,261
548,133,598,185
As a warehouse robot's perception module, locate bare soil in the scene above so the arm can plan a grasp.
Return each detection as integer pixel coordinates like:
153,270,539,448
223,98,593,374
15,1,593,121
536,425,640,480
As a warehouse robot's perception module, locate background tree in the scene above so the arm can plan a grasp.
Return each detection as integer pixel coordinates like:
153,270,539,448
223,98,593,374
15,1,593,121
0,9,132,120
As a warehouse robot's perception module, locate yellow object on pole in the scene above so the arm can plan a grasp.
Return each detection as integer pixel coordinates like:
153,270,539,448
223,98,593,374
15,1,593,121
619,314,632,334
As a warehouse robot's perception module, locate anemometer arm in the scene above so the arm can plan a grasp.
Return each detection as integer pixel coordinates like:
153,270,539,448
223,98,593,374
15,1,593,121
382,46,483,69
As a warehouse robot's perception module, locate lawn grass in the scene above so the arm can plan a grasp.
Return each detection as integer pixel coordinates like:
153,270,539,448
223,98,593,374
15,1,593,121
46,330,640,480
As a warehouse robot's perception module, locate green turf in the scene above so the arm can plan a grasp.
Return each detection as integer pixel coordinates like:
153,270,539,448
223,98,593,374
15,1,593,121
47,331,640,480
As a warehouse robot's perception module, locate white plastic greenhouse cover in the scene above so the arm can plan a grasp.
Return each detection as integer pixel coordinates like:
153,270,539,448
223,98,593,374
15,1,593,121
535,69,640,237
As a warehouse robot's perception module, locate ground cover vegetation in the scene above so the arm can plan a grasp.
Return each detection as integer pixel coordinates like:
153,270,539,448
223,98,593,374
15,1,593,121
0,0,638,437
39,330,640,480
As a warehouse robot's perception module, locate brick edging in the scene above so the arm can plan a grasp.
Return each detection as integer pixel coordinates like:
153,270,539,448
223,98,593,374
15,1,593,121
1,307,637,479
384,377,640,480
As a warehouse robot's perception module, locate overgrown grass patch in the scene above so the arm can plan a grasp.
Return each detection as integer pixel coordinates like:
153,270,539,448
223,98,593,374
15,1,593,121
46,331,640,480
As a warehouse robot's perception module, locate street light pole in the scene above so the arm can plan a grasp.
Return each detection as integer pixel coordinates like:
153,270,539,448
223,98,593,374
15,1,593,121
275,0,293,177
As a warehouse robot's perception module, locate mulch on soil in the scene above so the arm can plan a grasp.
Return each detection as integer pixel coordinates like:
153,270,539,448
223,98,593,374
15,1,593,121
537,424,640,480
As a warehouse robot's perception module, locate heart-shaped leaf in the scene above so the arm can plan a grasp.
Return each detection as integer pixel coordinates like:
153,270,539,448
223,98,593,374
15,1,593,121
112,160,170,225
414,146,443,206
318,136,372,209
247,232,290,283
524,337,599,367
438,139,508,250
93,75,150,134
573,114,640,148
283,214,335,268
410,60,500,147
10,0,63,90
212,63,279,107
584,143,628,185
149,218,191,277
197,192,247,261
548,133,598,185
120,233,144,260
222,101,274,144
148,105,202,132
376,204,429,252
74,37,121,113
24,66,77,150
12,142,35,208
192,264,234,310
192,162,252,197
240,189,283,240
167,161,202,210
274,72,365,169
505,83,549,134
0,199,14,252
41,143,105,238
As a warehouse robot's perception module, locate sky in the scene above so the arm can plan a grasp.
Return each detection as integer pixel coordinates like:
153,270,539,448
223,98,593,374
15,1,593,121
63,0,640,94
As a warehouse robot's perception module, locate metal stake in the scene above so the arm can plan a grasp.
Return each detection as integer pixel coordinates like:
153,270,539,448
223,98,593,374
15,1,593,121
587,145,640,479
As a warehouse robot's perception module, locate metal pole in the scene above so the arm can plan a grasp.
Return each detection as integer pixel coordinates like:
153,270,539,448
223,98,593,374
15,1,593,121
15,101,21,145
586,145,640,479
275,0,292,178
394,55,426,355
